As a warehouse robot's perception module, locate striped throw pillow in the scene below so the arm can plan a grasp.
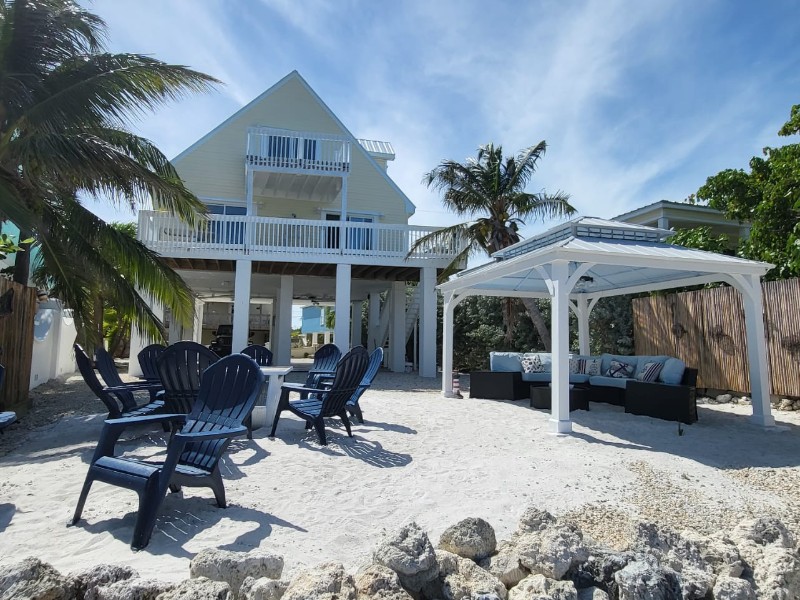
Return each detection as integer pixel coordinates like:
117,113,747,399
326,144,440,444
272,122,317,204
636,361,664,382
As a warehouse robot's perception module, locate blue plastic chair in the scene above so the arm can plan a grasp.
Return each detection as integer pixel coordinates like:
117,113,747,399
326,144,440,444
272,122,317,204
156,341,220,415
137,344,166,382
346,347,383,423
95,346,162,401
240,344,273,367
0,363,17,433
74,344,163,420
70,353,264,550
270,346,369,445
305,343,341,388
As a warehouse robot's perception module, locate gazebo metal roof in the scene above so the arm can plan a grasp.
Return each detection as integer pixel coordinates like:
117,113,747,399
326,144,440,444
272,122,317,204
440,217,771,299
437,217,775,432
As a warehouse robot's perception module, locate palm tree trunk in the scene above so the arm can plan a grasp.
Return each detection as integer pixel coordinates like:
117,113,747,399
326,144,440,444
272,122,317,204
11,231,31,286
521,297,552,351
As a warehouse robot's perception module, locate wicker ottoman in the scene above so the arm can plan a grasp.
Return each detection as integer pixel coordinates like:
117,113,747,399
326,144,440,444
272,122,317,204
529,385,590,411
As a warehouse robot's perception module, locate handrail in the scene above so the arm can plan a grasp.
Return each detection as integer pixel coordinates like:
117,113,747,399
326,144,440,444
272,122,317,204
137,211,461,260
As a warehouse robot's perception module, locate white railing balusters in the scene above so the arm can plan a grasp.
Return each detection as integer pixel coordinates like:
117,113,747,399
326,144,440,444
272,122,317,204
245,127,351,174
137,211,460,262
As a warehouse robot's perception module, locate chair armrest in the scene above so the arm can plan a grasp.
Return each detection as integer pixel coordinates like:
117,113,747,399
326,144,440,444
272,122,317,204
105,382,163,392
281,383,323,394
104,413,186,427
174,425,248,442
625,380,697,424
92,414,187,463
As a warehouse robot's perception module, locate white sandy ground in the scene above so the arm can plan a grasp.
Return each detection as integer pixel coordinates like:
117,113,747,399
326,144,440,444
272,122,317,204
0,371,799,582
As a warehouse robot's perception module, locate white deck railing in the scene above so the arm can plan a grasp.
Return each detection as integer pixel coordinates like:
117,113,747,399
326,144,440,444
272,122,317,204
246,127,351,174
138,211,461,262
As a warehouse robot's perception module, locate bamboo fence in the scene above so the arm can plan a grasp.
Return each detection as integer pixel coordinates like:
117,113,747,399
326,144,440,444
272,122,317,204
0,278,37,414
632,279,800,397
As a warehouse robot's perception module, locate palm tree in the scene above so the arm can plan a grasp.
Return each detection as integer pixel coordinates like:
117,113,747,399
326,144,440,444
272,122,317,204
0,0,219,343
412,142,575,349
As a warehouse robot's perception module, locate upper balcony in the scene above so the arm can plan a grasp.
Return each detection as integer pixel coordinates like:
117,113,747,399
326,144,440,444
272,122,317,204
246,127,351,175
138,211,463,269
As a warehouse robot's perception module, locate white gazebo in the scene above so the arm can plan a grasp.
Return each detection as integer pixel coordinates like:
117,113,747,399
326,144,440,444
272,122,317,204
438,218,775,433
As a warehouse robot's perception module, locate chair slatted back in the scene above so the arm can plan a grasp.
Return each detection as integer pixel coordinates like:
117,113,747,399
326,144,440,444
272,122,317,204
305,343,342,387
0,362,4,390
138,344,166,381
179,354,263,470
240,344,273,367
319,346,369,417
350,347,383,404
74,344,129,417
157,341,220,414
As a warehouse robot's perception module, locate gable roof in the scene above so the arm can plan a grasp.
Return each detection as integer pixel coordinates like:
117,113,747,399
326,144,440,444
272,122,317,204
172,71,415,215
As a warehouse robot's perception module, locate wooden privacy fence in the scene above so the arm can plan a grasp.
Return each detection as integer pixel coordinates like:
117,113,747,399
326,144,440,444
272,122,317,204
0,278,37,414
632,278,800,398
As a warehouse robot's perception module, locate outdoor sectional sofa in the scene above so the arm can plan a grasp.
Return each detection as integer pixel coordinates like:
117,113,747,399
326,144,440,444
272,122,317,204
469,351,698,424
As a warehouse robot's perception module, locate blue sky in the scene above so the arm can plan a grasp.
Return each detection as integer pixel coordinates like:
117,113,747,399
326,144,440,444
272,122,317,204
88,0,799,240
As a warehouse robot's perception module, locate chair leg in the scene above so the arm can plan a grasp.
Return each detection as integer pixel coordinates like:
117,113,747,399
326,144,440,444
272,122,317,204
131,487,164,551
209,469,227,508
348,403,364,424
311,417,327,446
70,476,95,525
304,420,312,430
339,411,353,437
245,414,252,440
269,408,283,437
168,483,181,494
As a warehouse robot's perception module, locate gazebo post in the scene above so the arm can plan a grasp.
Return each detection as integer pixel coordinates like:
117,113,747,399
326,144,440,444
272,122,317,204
549,260,572,433
731,274,775,427
574,296,596,355
441,291,470,397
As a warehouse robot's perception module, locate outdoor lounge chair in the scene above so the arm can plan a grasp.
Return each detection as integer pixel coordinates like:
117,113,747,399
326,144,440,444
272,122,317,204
137,344,166,382
70,353,264,550
270,346,369,445
305,343,342,388
315,346,383,423
74,344,164,420
0,363,17,433
241,344,273,367
156,341,219,415
95,346,162,401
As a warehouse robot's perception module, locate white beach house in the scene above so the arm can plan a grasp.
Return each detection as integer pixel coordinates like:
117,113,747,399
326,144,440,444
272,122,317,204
129,71,460,376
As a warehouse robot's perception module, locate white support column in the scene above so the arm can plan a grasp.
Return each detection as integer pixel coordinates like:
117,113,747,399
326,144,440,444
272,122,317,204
275,275,293,365
389,281,406,372
192,299,204,344
128,297,163,376
574,296,596,355
368,292,381,351
549,260,572,434
419,267,437,378
232,259,252,353
340,176,348,254
441,291,470,396
350,300,362,347
732,274,774,426
334,264,351,350
168,309,183,345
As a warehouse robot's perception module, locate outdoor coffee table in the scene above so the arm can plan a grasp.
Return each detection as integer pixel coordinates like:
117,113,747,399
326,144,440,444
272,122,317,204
250,365,293,430
529,384,590,411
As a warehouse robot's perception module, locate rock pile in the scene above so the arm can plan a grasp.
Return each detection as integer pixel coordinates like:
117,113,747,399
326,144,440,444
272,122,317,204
697,394,800,412
1,507,798,600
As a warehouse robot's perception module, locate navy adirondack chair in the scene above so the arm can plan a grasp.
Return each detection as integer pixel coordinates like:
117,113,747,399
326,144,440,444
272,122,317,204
156,341,219,415
137,344,166,382
346,347,383,423
270,346,369,445
0,363,17,433
95,346,162,401
305,343,341,388
74,344,164,420
71,353,264,550
240,344,273,367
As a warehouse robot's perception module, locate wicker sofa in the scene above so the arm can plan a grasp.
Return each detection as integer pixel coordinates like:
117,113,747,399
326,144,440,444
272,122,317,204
469,351,698,424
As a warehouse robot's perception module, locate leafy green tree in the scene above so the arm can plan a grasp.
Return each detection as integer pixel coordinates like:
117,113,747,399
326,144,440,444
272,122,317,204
411,142,575,349
0,0,218,344
695,103,800,279
667,226,731,254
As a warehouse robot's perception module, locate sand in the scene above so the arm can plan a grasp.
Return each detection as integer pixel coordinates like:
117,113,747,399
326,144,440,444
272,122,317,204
0,371,799,582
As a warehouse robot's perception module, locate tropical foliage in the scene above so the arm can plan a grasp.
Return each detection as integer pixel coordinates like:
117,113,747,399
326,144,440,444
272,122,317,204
412,142,574,349
0,0,219,344
691,103,800,279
